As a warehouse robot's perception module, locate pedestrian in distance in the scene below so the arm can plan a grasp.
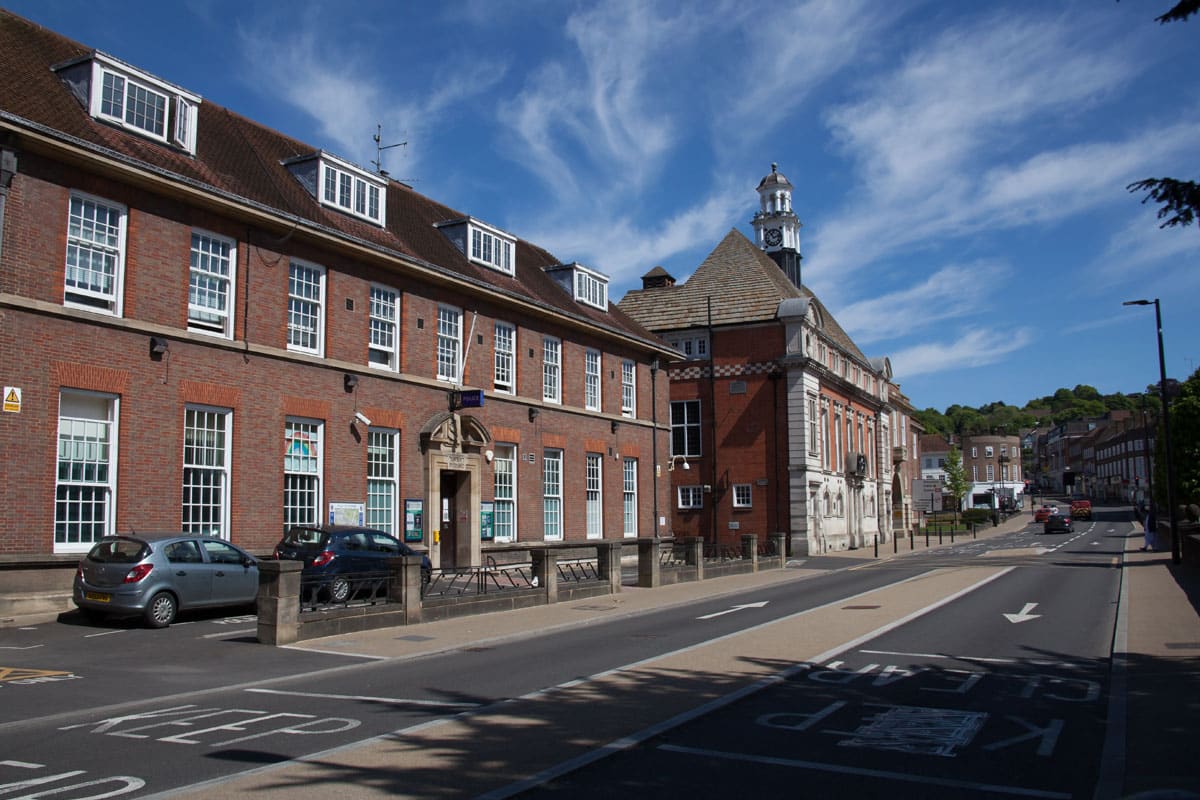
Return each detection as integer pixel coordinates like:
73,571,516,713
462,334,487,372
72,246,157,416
1140,505,1156,551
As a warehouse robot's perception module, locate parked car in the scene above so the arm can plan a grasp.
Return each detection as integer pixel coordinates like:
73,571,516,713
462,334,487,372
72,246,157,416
273,526,432,603
1033,505,1058,522
1071,500,1093,520
73,533,259,627
1044,512,1074,534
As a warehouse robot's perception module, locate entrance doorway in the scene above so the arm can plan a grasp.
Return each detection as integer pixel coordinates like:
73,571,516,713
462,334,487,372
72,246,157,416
439,471,460,568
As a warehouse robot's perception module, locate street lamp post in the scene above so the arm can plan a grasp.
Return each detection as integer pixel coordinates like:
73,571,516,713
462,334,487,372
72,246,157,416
1123,298,1180,564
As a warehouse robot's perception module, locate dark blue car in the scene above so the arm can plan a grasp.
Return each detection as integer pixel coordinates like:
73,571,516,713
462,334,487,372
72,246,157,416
273,526,431,603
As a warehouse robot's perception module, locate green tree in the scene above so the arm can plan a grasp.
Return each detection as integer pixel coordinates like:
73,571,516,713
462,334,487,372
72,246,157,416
1158,368,1200,511
914,407,949,437
1127,2,1199,230
943,445,970,515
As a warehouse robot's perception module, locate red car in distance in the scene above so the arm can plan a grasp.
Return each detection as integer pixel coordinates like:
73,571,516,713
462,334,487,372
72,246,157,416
1033,505,1058,523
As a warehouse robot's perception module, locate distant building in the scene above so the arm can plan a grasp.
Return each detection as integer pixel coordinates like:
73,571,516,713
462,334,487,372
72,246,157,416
961,435,1023,510
619,165,919,556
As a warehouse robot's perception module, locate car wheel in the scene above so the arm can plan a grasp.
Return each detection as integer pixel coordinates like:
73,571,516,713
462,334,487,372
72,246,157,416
329,576,351,603
144,592,178,628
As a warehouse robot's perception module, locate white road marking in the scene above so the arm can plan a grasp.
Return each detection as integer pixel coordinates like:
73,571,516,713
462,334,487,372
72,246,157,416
655,743,1071,799
245,688,480,709
696,601,769,620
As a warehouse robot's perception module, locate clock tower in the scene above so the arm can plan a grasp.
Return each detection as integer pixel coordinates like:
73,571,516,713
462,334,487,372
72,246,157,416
751,163,803,287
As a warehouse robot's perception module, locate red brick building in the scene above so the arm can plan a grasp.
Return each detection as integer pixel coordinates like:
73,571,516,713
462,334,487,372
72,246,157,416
619,166,918,555
0,10,674,567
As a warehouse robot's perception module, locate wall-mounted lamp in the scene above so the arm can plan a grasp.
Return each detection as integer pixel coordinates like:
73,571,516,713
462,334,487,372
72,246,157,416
668,455,690,472
528,407,540,423
344,373,358,393
611,420,620,434
149,336,169,358
485,449,494,463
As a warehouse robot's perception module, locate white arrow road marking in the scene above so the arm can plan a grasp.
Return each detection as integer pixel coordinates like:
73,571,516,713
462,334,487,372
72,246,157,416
697,601,769,620
1003,602,1041,624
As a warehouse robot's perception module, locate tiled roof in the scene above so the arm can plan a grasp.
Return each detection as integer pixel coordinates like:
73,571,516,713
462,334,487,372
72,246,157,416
617,228,872,365
0,10,664,352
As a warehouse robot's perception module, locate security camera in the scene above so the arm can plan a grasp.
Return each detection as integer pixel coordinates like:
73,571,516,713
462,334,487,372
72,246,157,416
485,449,494,463
354,412,372,427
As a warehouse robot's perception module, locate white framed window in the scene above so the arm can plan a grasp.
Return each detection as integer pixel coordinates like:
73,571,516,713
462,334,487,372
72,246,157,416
437,305,462,383
621,360,636,418
574,268,608,310
623,458,638,538
986,464,994,481
585,349,601,411
807,395,819,455
54,390,118,552
369,286,399,370
65,192,126,315
677,486,703,509
667,334,709,359
733,484,753,508
87,56,199,152
287,260,325,355
493,444,517,542
366,429,400,533
284,418,323,532
319,155,386,225
971,447,978,458
972,465,978,481
469,221,515,275
189,231,235,338
543,449,563,541
543,337,561,404
586,453,603,539
182,405,231,539
985,446,994,458
671,400,701,457
494,322,515,394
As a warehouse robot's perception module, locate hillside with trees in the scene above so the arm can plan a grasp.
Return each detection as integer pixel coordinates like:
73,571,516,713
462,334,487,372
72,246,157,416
912,385,1148,438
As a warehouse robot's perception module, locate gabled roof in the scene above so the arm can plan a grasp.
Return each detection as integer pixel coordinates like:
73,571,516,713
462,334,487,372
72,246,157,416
0,9,666,353
617,228,871,364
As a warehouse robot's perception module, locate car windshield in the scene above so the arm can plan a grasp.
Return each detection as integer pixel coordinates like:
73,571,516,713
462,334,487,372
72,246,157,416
281,527,329,548
87,538,149,563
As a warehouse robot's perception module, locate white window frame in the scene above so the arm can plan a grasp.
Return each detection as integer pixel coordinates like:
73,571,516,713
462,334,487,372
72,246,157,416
586,453,603,539
986,464,995,482
88,56,199,152
494,322,515,394
733,484,753,508
54,390,118,553
671,399,702,458
985,446,994,458
621,360,636,418
188,230,236,338
318,154,386,225
284,418,324,532
574,268,608,310
543,448,563,541
366,428,400,533
807,395,819,455
65,192,126,316
542,336,561,404
181,405,231,539
623,458,638,538
677,486,703,510
437,305,462,383
468,221,515,275
493,444,517,542
368,285,399,371
585,349,602,411
287,260,325,356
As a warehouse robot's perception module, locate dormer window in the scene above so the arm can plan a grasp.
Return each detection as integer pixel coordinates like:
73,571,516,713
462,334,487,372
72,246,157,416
434,217,516,276
574,268,608,310
318,155,386,225
56,53,200,154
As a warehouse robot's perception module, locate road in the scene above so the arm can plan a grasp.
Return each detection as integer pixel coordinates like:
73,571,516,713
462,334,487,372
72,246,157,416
0,508,1127,799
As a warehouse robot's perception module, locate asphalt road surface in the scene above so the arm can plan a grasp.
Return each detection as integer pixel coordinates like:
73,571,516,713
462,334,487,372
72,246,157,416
0,510,1128,799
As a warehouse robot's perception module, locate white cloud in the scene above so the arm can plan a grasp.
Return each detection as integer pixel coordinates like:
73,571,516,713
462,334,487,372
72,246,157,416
891,327,1034,378
837,261,1011,345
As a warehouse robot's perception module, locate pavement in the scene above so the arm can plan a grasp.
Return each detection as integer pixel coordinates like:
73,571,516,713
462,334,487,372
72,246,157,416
147,508,1200,799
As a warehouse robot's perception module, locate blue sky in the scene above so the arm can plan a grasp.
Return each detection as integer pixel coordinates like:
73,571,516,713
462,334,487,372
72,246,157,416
9,0,1199,412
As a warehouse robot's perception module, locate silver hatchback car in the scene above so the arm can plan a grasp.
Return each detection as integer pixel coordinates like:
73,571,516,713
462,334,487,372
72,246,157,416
73,533,259,627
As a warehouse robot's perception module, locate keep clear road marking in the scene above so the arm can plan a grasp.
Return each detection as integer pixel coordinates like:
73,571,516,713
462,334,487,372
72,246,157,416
697,601,769,620
245,688,480,710
1003,603,1042,624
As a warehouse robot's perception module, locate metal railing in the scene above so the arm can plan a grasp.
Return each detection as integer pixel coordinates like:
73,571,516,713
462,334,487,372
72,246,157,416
658,540,686,567
557,558,601,583
703,542,743,563
424,562,536,598
299,570,392,612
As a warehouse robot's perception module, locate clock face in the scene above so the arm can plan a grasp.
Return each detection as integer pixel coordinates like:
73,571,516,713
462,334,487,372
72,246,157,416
764,227,782,247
